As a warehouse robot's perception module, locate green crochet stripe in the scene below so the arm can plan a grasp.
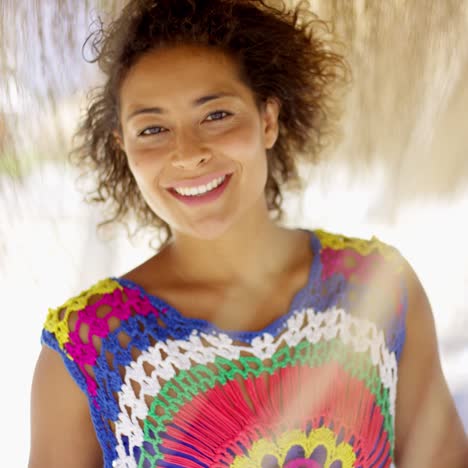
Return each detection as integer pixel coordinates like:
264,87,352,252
139,338,394,467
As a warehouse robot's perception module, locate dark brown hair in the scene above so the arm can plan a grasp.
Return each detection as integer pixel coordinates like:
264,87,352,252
73,0,350,244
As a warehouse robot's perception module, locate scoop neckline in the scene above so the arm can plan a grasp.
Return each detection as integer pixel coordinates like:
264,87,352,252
113,228,323,341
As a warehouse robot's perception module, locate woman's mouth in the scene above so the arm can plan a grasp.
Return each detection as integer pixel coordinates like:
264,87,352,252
168,173,233,206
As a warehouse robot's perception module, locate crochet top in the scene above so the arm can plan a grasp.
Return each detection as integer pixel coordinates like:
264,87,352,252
41,229,408,468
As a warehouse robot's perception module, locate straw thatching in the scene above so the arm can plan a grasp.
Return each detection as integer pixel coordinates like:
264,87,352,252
1,0,467,203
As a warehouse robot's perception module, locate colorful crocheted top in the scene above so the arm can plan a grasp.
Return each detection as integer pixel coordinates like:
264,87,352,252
41,229,408,468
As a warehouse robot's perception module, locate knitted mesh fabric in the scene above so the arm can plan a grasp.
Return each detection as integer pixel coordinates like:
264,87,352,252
41,229,407,468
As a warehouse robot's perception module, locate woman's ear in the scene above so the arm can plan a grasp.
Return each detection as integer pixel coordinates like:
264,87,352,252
262,97,281,150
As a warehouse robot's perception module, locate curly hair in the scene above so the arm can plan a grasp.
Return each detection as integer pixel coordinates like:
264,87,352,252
73,0,350,245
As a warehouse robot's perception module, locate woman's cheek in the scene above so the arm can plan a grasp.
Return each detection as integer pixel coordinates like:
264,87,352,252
215,120,261,158
127,144,166,171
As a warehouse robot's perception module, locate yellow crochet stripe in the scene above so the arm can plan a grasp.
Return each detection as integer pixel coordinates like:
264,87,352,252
43,278,122,353
231,427,356,467
315,229,403,270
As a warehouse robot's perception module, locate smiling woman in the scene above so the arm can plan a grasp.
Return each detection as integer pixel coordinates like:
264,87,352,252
117,44,282,239
28,1,467,467
65,0,347,245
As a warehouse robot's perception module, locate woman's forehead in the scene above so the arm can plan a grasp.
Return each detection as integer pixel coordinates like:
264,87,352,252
119,45,252,114
123,44,241,85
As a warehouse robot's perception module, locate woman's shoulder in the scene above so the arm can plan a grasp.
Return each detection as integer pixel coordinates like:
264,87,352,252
314,228,402,261
311,228,409,357
312,227,407,278
312,227,408,294
41,277,164,361
42,278,119,351
40,276,170,405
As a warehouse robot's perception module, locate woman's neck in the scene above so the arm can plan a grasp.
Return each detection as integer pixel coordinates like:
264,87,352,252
163,207,302,290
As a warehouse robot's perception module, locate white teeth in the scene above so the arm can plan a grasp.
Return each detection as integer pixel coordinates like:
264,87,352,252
174,175,226,196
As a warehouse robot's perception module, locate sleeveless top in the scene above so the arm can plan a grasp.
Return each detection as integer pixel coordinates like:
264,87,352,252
41,229,408,468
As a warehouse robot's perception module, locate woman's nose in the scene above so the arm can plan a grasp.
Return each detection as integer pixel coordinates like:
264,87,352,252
171,131,212,170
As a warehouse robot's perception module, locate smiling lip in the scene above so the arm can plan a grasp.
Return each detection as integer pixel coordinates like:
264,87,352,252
168,173,232,206
168,170,232,189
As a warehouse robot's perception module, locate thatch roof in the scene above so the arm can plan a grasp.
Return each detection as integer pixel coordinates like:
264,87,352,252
1,0,467,203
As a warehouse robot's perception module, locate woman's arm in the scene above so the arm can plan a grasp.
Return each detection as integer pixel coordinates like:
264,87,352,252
29,346,103,468
394,258,468,467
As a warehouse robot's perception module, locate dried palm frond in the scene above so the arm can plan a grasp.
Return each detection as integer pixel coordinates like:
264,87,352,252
1,0,467,204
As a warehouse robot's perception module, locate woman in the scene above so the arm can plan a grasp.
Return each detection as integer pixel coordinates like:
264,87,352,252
29,1,466,467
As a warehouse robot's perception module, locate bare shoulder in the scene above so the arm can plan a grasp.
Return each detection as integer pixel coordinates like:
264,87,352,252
42,278,124,352
29,346,103,468
395,258,468,466
30,276,168,467
30,278,124,468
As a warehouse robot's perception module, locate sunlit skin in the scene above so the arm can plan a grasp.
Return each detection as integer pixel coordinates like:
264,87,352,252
119,45,274,241
117,44,312,294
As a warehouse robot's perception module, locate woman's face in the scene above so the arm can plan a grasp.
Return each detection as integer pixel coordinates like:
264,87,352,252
118,44,280,240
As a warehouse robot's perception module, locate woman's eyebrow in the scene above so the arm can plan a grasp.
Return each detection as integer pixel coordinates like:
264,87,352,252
126,92,238,122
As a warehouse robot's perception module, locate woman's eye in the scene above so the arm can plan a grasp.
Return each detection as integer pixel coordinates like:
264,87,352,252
205,111,231,122
137,112,231,137
139,127,166,137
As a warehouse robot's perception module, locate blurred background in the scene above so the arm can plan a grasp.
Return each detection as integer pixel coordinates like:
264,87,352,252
1,0,467,465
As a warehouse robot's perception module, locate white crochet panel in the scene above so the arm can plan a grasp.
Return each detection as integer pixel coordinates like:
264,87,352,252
112,306,398,466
